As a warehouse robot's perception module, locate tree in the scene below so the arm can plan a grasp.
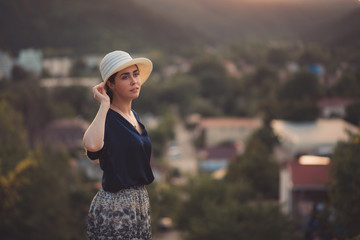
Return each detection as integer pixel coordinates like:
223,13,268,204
148,109,177,160
277,71,320,101
0,145,93,240
266,48,289,68
329,132,360,239
185,201,296,240
330,73,360,98
1,81,53,145
345,102,360,126
189,59,231,105
147,183,182,235
298,44,330,66
226,139,279,199
0,100,92,239
176,176,296,240
159,73,201,117
0,100,29,173
276,71,321,121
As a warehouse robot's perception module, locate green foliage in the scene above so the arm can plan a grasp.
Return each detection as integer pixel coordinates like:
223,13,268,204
345,102,360,126
176,177,229,231
0,152,38,212
249,125,280,152
266,48,290,68
148,109,177,159
190,58,230,100
49,86,98,120
186,202,295,240
298,44,331,66
147,183,182,234
276,99,319,122
1,80,53,145
277,71,321,101
330,72,360,98
226,139,279,199
176,176,296,240
0,99,29,173
0,146,93,240
276,71,321,121
329,132,360,239
0,86,93,239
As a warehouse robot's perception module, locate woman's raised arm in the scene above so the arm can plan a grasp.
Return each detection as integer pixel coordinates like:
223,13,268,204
83,83,110,152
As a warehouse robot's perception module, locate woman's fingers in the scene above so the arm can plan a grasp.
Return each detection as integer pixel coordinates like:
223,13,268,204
93,83,110,103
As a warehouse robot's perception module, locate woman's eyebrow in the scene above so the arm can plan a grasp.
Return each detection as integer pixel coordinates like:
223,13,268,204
119,72,130,77
119,69,139,77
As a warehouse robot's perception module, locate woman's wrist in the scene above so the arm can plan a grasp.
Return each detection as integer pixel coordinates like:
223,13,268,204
99,101,110,109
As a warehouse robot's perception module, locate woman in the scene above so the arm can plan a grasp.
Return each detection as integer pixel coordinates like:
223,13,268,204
83,50,155,239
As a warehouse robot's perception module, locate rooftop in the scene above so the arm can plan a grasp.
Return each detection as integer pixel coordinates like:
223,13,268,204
199,117,262,128
272,119,358,154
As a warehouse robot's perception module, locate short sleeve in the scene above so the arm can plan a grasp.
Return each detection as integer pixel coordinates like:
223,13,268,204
86,148,103,160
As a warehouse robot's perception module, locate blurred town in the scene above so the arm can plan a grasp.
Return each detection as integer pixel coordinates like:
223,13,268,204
1,0,360,240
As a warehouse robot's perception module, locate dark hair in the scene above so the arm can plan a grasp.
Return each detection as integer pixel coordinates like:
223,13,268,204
105,72,116,103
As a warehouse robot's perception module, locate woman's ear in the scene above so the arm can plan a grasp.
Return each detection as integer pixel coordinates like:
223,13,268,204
106,79,114,90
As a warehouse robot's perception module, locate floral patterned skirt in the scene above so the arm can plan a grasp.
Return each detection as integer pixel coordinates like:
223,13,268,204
87,186,152,240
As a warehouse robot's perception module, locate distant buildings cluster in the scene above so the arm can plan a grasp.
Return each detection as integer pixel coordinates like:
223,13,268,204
0,48,101,84
5,48,359,230
193,115,358,233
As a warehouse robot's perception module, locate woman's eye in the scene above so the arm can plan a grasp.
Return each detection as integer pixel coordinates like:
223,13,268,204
122,75,129,80
134,72,140,77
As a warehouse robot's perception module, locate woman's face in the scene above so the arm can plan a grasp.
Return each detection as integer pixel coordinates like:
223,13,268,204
107,65,142,101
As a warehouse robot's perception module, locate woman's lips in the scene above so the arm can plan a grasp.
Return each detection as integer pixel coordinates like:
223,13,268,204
130,87,139,93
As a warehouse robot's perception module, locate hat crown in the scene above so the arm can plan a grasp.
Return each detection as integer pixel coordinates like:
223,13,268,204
99,51,134,82
99,50,153,84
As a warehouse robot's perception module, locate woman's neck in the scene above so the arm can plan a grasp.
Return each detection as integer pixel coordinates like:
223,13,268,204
111,99,132,114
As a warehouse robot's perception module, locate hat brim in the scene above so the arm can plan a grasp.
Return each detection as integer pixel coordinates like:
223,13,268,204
103,57,153,85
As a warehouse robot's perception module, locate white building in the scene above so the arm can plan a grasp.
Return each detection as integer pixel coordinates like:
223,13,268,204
18,49,42,76
0,51,14,79
42,57,73,77
271,118,358,163
197,117,262,148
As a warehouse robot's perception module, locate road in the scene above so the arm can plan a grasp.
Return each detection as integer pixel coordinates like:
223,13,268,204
166,120,198,176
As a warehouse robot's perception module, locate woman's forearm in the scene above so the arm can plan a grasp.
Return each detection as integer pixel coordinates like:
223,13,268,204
83,102,109,152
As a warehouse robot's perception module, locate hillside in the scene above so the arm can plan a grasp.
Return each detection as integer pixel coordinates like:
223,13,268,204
134,0,359,43
304,7,360,49
0,0,206,55
1,0,359,55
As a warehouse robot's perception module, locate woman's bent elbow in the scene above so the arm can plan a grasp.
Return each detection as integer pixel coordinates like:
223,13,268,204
83,141,103,152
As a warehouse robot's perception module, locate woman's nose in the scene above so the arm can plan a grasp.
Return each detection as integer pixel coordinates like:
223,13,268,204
130,75,140,84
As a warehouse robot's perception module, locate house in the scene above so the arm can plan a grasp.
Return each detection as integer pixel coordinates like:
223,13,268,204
198,144,239,172
42,57,73,77
280,159,330,231
317,98,357,118
197,117,262,148
273,119,359,232
271,118,359,163
42,118,90,151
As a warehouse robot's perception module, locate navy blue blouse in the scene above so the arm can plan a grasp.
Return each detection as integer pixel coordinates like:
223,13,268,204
87,108,154,192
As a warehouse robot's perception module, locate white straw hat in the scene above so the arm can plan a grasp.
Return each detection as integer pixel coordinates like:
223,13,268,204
99,50,153,84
